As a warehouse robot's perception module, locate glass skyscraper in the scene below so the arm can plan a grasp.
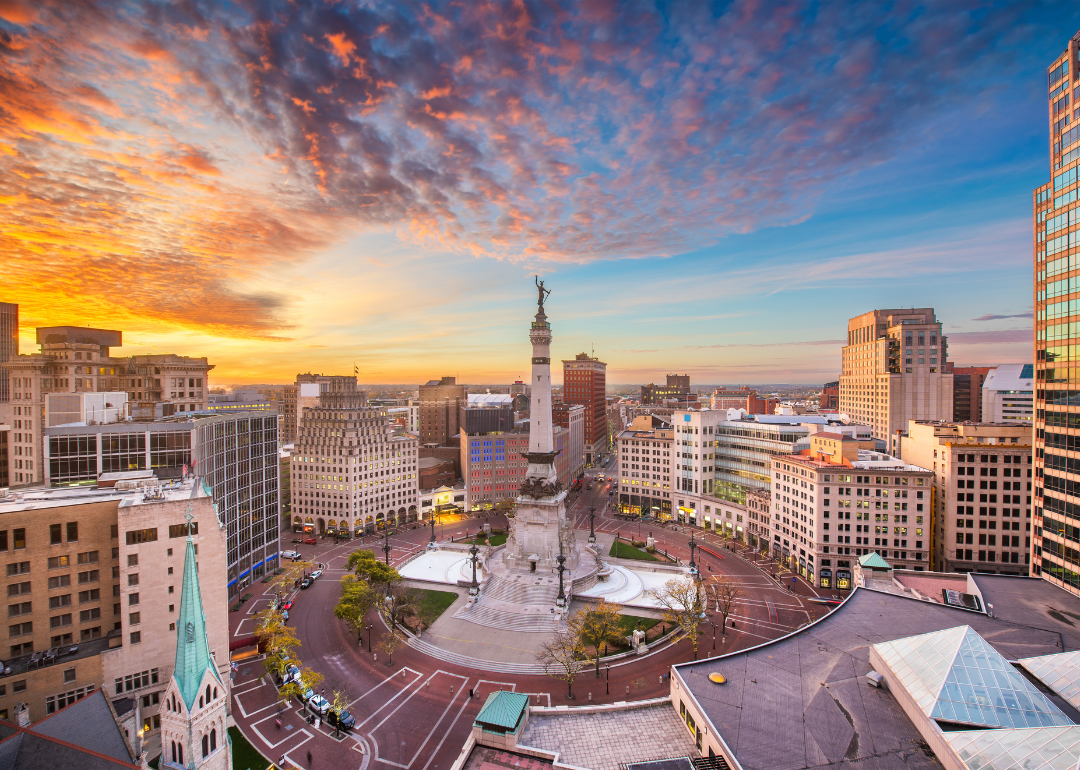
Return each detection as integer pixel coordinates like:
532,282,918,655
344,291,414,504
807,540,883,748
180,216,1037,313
1034,32,1080,597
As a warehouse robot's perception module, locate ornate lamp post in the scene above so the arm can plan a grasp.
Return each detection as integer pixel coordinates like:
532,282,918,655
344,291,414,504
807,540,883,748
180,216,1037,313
588,505,596,544
688,531,699,578
555,540,567,608
383,531,391,565
429,514,436,545
468,537,480,597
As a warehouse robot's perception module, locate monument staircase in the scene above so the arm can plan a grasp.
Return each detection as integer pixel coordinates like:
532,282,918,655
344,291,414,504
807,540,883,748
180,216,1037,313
452,571,565,632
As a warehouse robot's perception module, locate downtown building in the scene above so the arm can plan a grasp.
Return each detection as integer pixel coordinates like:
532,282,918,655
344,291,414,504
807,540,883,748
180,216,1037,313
281,374,367,445
1033,32,1080,598
771,434,934,589
839,308,954,448
640,374,694,406
0,476,228,755
948,365,992,422
981,363,1035,423
44,411,279,597
896,420,1032,575
461,422,577,511
562,353,609,466
290,391,419,537
0,302,16,403
419,376,466,447
4,326,212,487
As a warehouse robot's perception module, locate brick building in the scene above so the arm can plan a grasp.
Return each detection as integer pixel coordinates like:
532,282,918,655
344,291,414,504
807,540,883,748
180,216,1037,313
562,354,608,466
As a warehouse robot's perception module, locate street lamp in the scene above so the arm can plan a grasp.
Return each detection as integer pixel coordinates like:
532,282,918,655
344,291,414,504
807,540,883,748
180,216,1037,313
588,505,596,544
367,623,373,653
709,620,718,651
429,514,436,545
383,531,391,565
555,540,567,608
468,537,480,597
688,531,698,577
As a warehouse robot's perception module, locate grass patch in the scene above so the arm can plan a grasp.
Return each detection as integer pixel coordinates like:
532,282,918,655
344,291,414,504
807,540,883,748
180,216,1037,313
617,614,661,635
608,540,660,561
411,589,459,631
229,726,271,770
487,533,507,546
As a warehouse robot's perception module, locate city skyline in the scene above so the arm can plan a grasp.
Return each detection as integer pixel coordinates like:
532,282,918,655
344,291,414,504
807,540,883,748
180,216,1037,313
4,2,1074,383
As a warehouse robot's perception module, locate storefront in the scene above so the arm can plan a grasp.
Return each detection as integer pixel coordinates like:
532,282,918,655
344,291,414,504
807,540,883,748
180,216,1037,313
837,570,852,590
819,569,832,589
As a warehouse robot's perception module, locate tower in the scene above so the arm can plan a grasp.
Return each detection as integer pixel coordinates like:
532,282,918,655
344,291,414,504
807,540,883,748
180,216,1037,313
504,279,579,572
158,509,230,770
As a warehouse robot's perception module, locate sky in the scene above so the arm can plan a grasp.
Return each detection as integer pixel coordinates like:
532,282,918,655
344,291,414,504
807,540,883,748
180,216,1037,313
1,0,1073,385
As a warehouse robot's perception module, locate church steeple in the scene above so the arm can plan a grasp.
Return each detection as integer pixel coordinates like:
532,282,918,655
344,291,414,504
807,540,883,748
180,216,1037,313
174,508,221,710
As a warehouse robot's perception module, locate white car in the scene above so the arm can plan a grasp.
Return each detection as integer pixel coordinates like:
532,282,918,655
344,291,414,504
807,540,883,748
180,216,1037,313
281,550,301,561
283,665,300,685
309,569,323,581
307,693,330,715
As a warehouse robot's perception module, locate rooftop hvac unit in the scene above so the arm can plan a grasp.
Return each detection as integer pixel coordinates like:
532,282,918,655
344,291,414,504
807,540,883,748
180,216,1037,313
866,671,884,688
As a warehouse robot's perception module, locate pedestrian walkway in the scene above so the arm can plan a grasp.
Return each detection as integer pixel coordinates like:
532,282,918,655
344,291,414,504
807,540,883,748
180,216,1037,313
520,703,698,769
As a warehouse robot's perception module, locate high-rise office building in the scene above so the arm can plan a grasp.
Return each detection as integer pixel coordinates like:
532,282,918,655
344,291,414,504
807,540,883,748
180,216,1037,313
282,374,365,445
641,374,693,406
839,308,954,447
0,302,17,403
419,376,466,446
948,365,992,422
562,353,608,465
1033,32,1080,597
981,364,1035,423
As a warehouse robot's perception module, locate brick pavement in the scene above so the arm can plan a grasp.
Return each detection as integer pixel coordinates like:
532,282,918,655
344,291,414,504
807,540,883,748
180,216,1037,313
520,705,699,769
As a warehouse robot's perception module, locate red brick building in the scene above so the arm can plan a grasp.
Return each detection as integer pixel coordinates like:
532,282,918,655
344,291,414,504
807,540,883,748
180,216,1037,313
562,353,609,466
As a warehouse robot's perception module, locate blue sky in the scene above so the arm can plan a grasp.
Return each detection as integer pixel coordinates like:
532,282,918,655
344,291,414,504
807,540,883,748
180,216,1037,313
2,1,1075,384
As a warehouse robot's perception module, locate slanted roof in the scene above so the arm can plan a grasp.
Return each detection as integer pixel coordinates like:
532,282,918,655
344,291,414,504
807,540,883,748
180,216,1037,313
173,519,223,710
31,689,134,764
1018,650,1080,712
945,725,1080,770
474,691,529,732
858,551,891,570
873,626,1072,729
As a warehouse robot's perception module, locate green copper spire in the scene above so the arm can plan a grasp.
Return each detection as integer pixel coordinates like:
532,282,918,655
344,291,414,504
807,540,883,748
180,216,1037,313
173,504,221,710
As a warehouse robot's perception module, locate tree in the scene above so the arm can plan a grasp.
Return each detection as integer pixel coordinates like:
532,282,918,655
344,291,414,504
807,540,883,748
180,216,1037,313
578,601,625,678
712,576,741,637
328,688,350,738
278,666,323,710
377,626,404,665
648,577,707,660
334,575,377,645
346,549,400,587
536,613,586,699
380,583,420,631
269,558,315,599
256,609,301,678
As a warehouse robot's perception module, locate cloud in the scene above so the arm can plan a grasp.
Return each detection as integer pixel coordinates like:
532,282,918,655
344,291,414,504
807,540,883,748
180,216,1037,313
0,0,1063,339
973,312,1032,321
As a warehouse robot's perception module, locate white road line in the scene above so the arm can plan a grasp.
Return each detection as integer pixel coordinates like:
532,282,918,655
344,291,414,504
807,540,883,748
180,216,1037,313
351,670,425,730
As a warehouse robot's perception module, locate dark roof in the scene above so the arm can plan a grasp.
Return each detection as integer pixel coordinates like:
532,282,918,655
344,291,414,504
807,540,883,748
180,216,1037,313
0,689,138,770
675,582,1080,770
969,573,1080,650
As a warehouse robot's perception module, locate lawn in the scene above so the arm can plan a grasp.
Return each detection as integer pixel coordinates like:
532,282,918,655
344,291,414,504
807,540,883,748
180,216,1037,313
617,614,661,635
608,540,661,561
413,588,459,630
472,532,507,546
229,726,271,770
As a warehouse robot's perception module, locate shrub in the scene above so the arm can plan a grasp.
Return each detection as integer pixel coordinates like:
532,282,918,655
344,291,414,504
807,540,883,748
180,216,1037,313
631,540,646,548
645,546,656,554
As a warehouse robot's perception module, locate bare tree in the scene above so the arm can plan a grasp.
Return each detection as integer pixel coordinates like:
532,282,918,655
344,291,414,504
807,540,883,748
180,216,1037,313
536,614,586,699
648,576,707,660
377,626,404,665
712,576,741,637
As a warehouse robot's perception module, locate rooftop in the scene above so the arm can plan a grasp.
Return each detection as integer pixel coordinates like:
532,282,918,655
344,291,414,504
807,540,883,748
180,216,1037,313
0,474,206,514
675,576,1080,770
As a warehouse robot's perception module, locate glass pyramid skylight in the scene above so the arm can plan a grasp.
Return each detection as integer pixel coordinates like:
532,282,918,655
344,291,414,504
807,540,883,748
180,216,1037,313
1018,650,1080,713
873,626,1074,730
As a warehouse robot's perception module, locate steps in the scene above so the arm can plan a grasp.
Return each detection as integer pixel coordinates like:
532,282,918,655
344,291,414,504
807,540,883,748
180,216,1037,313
482,573,560,605
449,572,564,632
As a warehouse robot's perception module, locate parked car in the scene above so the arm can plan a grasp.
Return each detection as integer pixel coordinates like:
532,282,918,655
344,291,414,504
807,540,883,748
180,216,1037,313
291,537,303,544
303,537,317,545
281,550,301,561
283,665,301,685
282,600,294,611
300,577,313,590
281,610,289,623
306,693,331,715
326,707,355,731
309,569,323,581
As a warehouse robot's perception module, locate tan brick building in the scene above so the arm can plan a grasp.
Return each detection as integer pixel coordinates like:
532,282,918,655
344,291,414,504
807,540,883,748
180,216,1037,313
419,376,466,447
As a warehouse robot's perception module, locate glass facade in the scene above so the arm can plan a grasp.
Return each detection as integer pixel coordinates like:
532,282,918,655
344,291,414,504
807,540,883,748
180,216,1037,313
714,422,810,504
1035,38,1080,597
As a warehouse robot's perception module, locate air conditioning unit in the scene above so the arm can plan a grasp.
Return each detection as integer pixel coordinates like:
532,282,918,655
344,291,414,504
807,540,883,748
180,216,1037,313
866,671,884,688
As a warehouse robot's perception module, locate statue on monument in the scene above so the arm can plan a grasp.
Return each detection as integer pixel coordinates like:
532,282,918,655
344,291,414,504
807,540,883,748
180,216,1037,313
535,275,551,311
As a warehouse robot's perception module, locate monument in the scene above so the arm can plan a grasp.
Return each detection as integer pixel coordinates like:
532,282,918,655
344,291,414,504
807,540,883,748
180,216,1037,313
503,277,580,574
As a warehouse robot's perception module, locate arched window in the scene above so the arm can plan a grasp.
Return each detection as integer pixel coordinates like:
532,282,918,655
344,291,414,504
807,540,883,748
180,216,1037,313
205,685,211,704
210,728,217,752
199,696,204,709
171,741,177,763
201,734,209,758
213,687,218,700
178,743,183,764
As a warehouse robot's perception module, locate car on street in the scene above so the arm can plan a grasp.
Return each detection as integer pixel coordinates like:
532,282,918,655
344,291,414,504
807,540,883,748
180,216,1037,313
282,600,293,611
291,537,302,544
327,707,355,731
303,537,317,545
300,577,313,589
306,693,331,715
281,610,289,622
283,665,301,685
309,569,323,581
281,550,301,561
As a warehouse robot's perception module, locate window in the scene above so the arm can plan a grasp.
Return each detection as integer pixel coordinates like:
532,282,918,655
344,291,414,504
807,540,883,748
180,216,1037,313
66,522,78,542
50,524,62,545
48,575,71,590
8,622,31,637
169,522,198,538
80,627,101,642
0,531,7,552
63,667,76,683
127,574,139,586
12,530,24,550
6,563,29,577
48,595,70,610
80,608,100,622
50,614,72,628
50,633,73,646
12,680,25,693
128,593,139,606
127,554,138,568
9,643,31,658
114,669,158,695
47,556,71,569
45,684,94,715
77,570,98,584
76,551,98,565
125,529,158,545
78,589,100,604
7,602,31,617
6,582,29,598
129,631,141,644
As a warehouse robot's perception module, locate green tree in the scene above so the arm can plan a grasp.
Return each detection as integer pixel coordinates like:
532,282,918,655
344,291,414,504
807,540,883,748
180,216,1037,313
536,612,586,699
328,688,351,738
334,575,377,645
578,601,625,678
279,666,323,710
346,549,400,587
648,576,707,660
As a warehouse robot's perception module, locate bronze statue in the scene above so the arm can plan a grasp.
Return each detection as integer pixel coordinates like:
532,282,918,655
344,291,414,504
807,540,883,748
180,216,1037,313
518,476,563,499
535,275,551,310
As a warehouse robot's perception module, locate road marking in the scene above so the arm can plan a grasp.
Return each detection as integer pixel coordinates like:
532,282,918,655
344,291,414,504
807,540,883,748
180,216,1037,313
368,670,469,769
351,669,424,728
